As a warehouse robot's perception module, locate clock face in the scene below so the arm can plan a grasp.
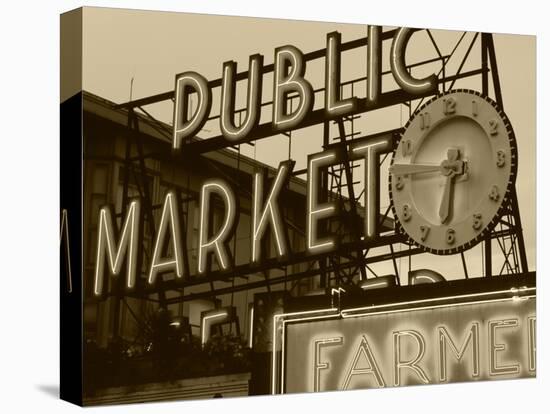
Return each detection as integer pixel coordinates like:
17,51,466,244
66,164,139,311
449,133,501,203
389,90,517,254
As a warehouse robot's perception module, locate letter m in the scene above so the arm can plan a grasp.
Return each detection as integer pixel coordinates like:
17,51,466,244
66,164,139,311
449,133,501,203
438,323,479,382
93,201,140,295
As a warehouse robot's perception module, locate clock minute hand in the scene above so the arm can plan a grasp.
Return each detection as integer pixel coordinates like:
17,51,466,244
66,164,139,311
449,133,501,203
439,174,454,224
390,163,441,176
438,148,466,224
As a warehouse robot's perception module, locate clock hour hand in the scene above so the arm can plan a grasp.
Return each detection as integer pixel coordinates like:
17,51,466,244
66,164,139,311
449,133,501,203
389,163,441,176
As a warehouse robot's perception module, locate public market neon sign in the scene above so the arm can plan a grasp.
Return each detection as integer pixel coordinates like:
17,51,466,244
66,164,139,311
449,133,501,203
93,27,438,295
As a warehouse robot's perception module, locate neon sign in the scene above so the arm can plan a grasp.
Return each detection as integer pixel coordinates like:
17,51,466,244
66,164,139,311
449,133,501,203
172,27,437,148
92,29,519,296
93,132,392,295
277,293,535,394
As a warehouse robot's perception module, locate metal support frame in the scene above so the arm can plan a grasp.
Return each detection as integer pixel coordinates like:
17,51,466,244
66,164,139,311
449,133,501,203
103,28,530,320
477,32,528,278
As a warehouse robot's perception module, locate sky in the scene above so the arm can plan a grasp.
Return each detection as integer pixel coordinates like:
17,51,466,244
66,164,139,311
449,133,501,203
80,6,536,281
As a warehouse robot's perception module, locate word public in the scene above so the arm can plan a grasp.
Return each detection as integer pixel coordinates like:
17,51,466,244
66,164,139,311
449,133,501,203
172,27,437,148
94,27,438,295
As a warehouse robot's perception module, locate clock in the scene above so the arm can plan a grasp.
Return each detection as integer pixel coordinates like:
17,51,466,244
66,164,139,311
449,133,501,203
389,90,517,255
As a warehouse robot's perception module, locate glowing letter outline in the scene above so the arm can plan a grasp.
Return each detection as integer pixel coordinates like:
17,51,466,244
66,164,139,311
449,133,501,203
341,335,386,389
252,160,294,263
313,337,343,392
60,209,72,293
198,179,238,274
351,137,392,241
307,150,339,253
393,330,430,386
201,310,229,346
273,45,314,131
390,28,438,96
488,319,520,376
173,72,212,149
367,25,382,106
94,200,141,296
438,323,480,382
148,192,185,285
325,32,357,117
220,54,264,141
528,316,536,372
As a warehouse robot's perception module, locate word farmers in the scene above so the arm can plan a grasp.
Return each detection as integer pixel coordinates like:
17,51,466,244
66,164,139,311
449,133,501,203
93,137,390,295
172,27,438,148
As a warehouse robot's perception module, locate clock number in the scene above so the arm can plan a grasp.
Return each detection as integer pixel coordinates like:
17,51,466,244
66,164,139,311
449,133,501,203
395,175,404,190
443,97,456,115
446,228,456,245
420,112,430,130
496,150,506,167
420,225,430,241
402,204,412,222
472,100,478,117
472,213,482,230
489,185,500,201
489,119,499,136
401,140,413,156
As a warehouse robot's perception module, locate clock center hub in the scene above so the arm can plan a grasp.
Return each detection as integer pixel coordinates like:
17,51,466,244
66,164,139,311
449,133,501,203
439,148,466,178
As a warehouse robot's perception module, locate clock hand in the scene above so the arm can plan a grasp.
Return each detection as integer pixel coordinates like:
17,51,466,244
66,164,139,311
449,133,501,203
390,163,441,176
439,148,463,223
439,174,454,224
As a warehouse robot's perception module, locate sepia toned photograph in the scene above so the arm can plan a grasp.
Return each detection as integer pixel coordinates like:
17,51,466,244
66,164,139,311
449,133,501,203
60,6,536,406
